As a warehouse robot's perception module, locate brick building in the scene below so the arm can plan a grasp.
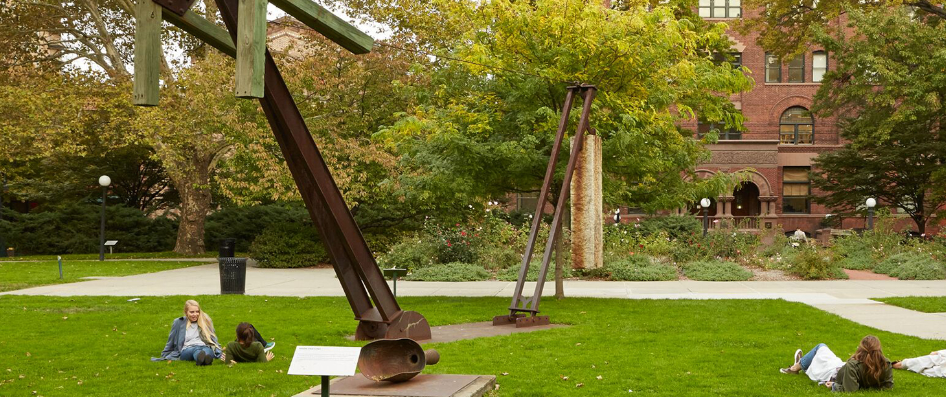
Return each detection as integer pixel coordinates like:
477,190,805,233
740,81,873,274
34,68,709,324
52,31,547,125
665,5,845,235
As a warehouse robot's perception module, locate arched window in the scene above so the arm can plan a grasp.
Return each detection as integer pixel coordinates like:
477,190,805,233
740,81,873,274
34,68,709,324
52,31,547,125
779,107,813,144
813,51,827,82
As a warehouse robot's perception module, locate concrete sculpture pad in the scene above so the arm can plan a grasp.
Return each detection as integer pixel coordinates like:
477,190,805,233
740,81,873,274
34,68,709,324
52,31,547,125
295,374,496,397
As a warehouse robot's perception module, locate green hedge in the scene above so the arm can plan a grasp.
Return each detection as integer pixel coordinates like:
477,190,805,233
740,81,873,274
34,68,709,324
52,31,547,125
497,260,572,281
604,255,677,281
377,239,437,271
874,252,946,280
204,204,309,253
0,204,176,255
248,223,328,268
404,262,490,281
682,260,752,281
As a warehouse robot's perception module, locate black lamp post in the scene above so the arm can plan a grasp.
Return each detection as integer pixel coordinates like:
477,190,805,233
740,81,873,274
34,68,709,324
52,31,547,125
700,198,711,237
98,175,111,261
865,197,877,231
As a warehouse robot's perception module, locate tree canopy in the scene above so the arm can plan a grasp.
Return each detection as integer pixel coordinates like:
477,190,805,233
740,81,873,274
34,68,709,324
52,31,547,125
809,7,946,233
369,0,753,212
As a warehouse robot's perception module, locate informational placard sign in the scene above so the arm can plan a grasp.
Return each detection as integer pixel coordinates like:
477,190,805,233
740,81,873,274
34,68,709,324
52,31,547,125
287,346,361,376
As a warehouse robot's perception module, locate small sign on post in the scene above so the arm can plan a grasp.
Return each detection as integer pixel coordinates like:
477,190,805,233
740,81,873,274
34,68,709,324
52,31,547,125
382,268,408,298
288,346,360,397
104,240,118,254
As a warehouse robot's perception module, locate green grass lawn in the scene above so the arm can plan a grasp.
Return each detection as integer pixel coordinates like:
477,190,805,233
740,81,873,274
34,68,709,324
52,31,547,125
875,296,946,313
0,260,211,292
0,296,943,396
0,252,226,262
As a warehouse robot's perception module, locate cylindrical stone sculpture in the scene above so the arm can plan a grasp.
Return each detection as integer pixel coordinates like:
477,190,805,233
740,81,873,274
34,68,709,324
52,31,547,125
570,134,603,269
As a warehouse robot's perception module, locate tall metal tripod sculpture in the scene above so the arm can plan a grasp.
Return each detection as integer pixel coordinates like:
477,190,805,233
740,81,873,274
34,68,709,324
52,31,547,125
133,0,430,341
493,84,596,327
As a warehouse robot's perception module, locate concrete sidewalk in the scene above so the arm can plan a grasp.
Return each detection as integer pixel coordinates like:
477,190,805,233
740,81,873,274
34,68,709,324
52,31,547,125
2,264,945,340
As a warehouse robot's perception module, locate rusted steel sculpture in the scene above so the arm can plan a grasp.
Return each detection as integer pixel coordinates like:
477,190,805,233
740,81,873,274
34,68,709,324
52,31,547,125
136,0,431,341
493,84,597,328
358,339,440,382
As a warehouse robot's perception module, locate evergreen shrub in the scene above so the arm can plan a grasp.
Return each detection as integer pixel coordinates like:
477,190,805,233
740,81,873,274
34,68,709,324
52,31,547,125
249,223,328,268
404,262,490,281
683,260,752,281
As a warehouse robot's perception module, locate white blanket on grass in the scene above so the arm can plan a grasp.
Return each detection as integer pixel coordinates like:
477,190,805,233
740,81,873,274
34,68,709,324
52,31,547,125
807,345,845,383
903,349,946,378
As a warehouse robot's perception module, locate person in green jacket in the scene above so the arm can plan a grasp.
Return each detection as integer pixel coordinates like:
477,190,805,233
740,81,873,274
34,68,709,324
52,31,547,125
829,337,895,392
221,322,275,364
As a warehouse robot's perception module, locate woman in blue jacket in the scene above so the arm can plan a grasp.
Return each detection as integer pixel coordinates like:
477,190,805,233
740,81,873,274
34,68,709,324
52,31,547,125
152,300,222,365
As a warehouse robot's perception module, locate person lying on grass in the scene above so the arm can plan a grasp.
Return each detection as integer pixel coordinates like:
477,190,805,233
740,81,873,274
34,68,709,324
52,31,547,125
892,348,946,378
221,322,276,364
151,299,222,366
780,335,894,392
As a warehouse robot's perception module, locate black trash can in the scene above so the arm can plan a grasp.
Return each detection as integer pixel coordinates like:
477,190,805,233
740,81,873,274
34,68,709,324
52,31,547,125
218,257,247,295
219,238,236,258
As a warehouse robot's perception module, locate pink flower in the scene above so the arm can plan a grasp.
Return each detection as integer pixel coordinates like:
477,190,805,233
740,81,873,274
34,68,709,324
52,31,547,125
447,243,452,247
461,231,467,236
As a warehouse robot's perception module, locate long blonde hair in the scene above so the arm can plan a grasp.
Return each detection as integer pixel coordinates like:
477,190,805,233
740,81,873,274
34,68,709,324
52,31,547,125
184,300,220,349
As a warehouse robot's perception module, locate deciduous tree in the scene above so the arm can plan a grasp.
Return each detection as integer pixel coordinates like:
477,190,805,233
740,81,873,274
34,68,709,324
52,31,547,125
809,8,946,233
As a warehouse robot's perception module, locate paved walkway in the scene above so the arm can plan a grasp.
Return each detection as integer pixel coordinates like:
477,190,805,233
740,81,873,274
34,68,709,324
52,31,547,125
2,264,945,340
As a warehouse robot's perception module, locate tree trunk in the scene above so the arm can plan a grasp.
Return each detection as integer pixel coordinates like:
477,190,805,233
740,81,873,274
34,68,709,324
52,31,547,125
172,169,212,255
554,212,564,299
914,216,927,235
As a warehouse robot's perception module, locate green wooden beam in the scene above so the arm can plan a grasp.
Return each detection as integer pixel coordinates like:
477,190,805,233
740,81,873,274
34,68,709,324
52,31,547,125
133,0,162,106
269,0,373,54
235,0,268,98
161,9,237,58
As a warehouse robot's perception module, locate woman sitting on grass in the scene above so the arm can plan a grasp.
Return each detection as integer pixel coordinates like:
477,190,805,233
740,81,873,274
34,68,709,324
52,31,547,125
221,322,275,364
780,335,894,392
892,348,946,378
152,300,222,366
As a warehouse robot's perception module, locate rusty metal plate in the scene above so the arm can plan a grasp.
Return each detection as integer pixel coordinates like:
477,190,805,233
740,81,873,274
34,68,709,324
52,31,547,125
313,374,482,397
515,315,550,328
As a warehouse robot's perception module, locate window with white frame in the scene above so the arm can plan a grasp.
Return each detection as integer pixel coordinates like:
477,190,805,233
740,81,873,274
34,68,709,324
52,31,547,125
813,51,827,82
699,0,742,18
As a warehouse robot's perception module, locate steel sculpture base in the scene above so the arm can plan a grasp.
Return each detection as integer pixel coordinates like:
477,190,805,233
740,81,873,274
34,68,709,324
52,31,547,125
299,374,496,397
359,338,439,382
355,311,431,341
491,314,550,328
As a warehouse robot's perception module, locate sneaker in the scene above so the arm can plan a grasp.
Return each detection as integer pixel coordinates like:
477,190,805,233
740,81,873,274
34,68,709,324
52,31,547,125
794,349,803,366
264,342,276,352
196,351,207,366
780,367,800,374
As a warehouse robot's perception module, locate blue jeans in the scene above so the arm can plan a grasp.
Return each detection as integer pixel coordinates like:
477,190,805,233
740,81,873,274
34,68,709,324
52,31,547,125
800,343,827,370
180,345,214,361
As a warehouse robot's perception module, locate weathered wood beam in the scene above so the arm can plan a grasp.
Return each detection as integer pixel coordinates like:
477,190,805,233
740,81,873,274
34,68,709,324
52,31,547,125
161,9,237,58
269,0,373,54
133,0,162,106
235,0,268,98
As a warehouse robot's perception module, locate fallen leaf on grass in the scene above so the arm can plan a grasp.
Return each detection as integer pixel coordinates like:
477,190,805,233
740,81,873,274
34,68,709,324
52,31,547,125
576,383,584,387
501,372,509,376
560,375,568,380
26,352,31,357
596,375,603,380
